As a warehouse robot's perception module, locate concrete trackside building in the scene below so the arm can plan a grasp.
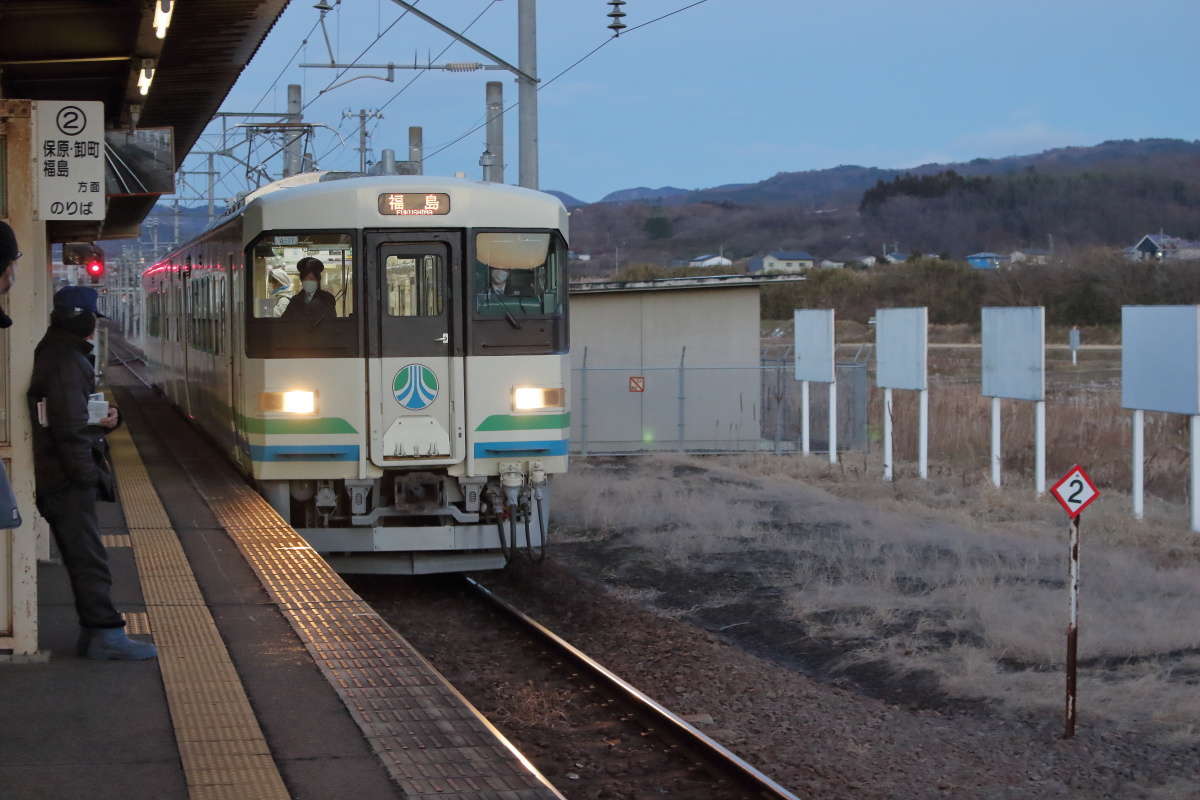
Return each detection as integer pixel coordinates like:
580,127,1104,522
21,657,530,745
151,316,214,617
568,274,805,453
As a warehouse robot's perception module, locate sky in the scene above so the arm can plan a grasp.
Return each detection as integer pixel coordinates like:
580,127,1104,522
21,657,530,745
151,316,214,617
182,0,1200,204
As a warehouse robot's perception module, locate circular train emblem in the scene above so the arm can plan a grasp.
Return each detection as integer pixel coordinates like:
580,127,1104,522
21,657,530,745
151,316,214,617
393,363,439,410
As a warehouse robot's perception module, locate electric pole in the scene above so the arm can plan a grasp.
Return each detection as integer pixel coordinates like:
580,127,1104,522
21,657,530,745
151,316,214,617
344,109,384,173
518,0,538,188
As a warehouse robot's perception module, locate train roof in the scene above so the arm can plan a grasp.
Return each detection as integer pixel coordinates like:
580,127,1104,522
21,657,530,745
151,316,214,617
242,174,569,237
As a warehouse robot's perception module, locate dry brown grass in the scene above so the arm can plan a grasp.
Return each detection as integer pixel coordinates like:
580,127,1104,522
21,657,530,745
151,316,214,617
552,450,1200,742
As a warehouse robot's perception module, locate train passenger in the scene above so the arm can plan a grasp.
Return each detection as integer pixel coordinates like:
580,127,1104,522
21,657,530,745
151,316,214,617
281,256,337,322
28,286,157,661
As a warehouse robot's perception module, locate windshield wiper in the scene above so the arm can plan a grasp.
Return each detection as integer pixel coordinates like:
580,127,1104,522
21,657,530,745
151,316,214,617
504,311,522,330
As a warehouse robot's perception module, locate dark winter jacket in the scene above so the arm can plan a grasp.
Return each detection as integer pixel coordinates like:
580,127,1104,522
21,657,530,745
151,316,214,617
280,289,337,322
26,326,116,499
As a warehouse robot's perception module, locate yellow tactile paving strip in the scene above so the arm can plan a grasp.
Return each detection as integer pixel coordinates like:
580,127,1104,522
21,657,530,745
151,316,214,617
107,425,291,800
121,611,152,635
182,448,562,799
102,533,132,548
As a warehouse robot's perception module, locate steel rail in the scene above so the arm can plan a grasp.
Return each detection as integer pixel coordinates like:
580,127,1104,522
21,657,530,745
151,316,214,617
465,577,804,800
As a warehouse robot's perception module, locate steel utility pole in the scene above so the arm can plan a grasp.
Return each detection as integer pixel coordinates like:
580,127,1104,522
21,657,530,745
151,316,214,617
344,109,384,173
283,84,303,177
387,0,538,186
484,81,504,183
518,0,538,188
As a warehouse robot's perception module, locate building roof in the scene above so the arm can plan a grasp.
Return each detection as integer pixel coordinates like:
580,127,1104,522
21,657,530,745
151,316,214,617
769,251,815,260
967,252,1005,259
0,0,288,240
690,253,718,261
1137,234,1200,251
570,274,805,295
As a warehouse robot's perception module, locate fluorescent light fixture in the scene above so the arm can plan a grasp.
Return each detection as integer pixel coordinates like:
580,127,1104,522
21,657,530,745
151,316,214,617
154,0,174,39
137,59,156,96
282,390,316,414
513,387,546,411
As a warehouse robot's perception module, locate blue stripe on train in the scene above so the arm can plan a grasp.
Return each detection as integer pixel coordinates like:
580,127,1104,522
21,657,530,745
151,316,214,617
249,444,360,462
473,440,569,458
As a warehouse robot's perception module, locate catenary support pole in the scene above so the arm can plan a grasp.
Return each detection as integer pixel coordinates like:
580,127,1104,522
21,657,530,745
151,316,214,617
918,388,929,479
801,380,810,455
883,387,893,481
1064,512,1080,739
283,84,302,177
1035,399,1046,495
991,396,1002,488
1132,409,1144,520
1191,416,1200,533
485,81,504,183
517,0,539,188
829,380,838,464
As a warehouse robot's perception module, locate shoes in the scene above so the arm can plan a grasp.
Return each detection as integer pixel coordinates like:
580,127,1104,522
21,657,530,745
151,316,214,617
84,627,158,661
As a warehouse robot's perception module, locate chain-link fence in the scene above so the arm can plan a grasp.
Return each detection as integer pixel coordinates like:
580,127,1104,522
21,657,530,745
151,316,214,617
571,358,868,455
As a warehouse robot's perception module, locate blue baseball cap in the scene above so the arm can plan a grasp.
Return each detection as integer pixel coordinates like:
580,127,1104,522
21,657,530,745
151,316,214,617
53,285,107,318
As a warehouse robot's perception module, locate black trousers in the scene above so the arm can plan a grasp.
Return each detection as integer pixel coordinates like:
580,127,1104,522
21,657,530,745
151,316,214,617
37,484,124,629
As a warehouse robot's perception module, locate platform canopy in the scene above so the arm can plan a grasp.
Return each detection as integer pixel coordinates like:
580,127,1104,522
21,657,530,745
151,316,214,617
0,0,289,239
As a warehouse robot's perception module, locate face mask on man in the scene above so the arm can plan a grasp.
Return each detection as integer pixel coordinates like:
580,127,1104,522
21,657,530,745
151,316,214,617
302,280,318,295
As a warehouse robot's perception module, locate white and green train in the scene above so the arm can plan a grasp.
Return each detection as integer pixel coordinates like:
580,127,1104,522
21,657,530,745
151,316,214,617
137,174,569,573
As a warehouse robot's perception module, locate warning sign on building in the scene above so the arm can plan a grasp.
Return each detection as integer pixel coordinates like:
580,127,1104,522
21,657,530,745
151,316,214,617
35,100,106,222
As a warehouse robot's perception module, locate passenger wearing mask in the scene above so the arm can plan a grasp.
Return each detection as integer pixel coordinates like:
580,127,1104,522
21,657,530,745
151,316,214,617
28,286,156,660
281,256,337,322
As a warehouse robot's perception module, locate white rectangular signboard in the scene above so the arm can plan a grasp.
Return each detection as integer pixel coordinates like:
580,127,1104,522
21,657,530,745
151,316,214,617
794,309,835,383
982,307,1045,401
34,100,106,221
1122,306,1200,415
876,307,928,390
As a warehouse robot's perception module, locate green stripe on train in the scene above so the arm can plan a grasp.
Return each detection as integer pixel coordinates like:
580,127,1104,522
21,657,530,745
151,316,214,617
237,414,357,435
475,413,571,432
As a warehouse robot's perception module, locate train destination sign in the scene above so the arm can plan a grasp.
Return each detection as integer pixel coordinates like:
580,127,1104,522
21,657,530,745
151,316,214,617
378,192,450,216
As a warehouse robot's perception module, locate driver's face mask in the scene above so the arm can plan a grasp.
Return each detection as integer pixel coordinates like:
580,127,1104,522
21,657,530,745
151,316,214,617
302,279,318,295
490,269,509,290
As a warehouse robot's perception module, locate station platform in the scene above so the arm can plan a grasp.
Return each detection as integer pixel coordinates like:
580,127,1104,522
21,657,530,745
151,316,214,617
0,364,562,800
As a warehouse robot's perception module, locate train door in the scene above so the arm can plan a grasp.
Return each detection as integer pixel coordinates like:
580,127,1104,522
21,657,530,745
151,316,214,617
364,231,464,466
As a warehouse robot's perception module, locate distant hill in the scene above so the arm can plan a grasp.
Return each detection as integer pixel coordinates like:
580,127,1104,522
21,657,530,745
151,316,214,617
562,138,1200,268
586,138,1200,210
545,190,586,209
599,186,690,204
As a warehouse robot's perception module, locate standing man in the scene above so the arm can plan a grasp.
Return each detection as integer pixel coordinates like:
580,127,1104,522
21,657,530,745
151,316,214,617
281,257,337,322
28,286,156,660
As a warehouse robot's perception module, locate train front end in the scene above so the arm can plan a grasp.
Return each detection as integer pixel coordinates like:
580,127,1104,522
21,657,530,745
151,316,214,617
244,176,569,574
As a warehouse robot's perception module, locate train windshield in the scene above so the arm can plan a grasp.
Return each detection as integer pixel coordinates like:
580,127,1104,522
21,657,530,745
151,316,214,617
473,232,565,318
251,232,355,320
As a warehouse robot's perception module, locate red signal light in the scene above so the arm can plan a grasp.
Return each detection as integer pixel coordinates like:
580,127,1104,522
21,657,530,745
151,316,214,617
86,260,104,277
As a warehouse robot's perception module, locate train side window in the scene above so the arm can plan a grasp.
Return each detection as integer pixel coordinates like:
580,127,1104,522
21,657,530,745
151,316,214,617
385,253,444,317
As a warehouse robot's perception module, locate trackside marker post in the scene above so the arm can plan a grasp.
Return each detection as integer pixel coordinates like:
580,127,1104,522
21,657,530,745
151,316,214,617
1049,464,1100,739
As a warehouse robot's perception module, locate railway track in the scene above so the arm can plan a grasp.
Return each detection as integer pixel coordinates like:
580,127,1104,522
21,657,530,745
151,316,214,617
358,573,802,800
106,334,801,799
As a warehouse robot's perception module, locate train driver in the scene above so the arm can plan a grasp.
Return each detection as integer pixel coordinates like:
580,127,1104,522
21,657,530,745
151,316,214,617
281,256,337,322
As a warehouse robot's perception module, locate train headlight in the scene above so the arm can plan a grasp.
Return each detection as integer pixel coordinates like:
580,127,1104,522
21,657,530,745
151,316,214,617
512,386,564,412
282,390,316,414
260,390,317,414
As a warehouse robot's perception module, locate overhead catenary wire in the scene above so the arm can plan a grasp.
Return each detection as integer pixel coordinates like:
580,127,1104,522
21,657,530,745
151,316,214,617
313,0,500,166
419,0,710,166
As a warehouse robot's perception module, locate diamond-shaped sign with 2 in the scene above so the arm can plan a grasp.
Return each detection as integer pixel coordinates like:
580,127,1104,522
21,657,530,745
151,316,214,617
1050,465,1100,518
